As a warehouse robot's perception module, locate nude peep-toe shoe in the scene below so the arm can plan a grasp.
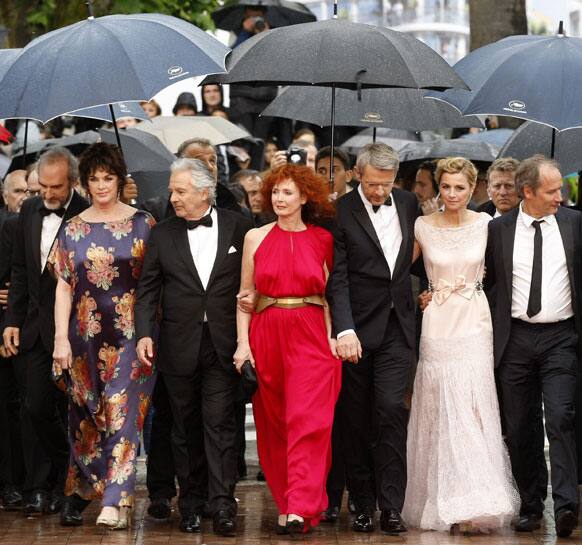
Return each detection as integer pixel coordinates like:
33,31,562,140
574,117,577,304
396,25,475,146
96,506,119,528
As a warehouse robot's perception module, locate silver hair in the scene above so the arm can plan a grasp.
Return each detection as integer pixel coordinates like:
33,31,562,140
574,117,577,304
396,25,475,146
37,146,79,184
171,158,216,205
356,143,399,173
2,169,26,195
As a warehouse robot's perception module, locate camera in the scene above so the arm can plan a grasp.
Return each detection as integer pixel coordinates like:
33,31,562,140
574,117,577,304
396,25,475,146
251,16,266,32
285,146,307,165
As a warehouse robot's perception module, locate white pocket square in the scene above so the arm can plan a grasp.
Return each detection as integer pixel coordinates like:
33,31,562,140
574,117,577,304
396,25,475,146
228,246,237,254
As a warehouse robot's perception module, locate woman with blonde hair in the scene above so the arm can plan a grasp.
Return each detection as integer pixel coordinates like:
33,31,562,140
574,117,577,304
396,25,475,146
403,157,518,532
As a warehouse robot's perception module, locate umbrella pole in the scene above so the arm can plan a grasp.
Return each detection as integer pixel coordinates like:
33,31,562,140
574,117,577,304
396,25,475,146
22,119,29,169
373,127,377,143
108,104,125,160
550,128,556,158
330,84,336,191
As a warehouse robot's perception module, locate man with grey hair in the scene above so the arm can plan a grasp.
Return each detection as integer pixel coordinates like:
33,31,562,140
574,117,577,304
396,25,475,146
477,157,521,217
485,155,582,537
327,143,418,535
135,158,252,536
2,147,88,523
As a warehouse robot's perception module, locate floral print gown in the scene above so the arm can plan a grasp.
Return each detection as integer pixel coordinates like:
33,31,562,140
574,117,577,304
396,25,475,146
49,210,156,507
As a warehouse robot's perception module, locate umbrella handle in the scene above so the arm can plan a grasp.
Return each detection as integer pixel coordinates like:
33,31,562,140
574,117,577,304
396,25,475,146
108,104,125,161
22,120,29,169
329,84,336,191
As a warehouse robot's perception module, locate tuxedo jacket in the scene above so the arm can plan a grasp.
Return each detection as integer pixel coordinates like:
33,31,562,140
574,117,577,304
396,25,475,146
326,187,418,351
0,213,18,332
477,199,497,217
5,192,89,353
134,209,252,376
485,206,582,367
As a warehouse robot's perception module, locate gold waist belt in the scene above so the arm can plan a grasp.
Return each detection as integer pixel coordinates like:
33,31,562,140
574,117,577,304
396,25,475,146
256,294,325,313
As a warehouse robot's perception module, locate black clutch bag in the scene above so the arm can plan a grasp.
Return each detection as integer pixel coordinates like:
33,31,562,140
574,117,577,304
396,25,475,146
241,360,258,397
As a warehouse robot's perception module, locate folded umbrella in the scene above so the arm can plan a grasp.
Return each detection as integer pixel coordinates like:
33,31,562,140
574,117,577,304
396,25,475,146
134,116,250,153
212,0,316,31
262,86,482,130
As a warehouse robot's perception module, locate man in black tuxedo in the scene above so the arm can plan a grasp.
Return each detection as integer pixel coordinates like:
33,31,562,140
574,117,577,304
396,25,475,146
327,143,418,535
477,157,521,218
485,155,582,538
2,147,89,525
135,158,251,536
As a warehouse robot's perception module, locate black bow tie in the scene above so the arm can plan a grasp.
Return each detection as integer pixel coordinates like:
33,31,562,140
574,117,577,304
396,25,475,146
372,196,392,213
186,215,213,230
39,205,66,218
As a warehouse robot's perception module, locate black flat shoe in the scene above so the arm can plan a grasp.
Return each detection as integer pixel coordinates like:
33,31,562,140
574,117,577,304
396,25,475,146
275,522,289,535
213,510,237,537
352,512,375,533
514,513,543,532
380,509,407,534
147,498,172,519
44,493,63,515
179,513,201,533
321,505,340,523
556,509,577,538
2,487,23,511
23,491,47,518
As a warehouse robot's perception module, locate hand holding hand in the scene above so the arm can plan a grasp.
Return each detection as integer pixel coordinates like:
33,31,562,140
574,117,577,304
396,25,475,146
336,332,362,364
328,337,339,359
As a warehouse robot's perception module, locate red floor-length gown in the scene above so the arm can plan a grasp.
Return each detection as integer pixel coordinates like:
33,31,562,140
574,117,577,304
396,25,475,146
250,224,341,527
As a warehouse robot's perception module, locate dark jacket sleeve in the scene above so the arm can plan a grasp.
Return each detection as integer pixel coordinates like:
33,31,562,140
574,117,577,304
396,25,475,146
0,215,16,286
5,209,28,328
484,219,497,294
134,225,163,341
325,210,355,336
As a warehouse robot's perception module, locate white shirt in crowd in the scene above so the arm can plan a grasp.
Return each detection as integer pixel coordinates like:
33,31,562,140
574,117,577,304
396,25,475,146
511,202,573,323
187,206,218,322
337,187,402,339
40,190,74,272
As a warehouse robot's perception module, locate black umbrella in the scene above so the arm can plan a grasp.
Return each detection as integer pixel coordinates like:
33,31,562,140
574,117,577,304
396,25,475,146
212,0,316,31
498,122,582,175
261,86,483,130
205,5,468,188
341,128,420,155
398,139,500,164
100,128,175,202
7,130,99,173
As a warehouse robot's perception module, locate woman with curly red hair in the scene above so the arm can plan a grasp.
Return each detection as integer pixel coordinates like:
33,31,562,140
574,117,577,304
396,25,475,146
234,164,340,535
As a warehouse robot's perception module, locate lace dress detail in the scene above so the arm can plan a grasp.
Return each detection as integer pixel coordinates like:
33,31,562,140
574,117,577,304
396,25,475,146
402,213,519,531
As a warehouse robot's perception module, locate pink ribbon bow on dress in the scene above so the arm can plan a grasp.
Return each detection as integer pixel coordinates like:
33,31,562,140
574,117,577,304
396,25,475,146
432,275,477,305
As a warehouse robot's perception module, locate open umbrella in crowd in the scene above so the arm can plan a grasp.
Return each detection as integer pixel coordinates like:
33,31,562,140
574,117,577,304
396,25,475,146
212,0,316,30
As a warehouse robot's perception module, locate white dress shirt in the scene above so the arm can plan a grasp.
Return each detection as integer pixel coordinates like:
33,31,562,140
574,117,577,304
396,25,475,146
187,204,218,280
337,187,403,339
40,191,74,272
511,203,573,323
494,209,502,218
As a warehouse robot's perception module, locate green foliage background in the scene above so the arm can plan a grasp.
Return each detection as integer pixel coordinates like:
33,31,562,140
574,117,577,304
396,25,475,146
0,0,222,47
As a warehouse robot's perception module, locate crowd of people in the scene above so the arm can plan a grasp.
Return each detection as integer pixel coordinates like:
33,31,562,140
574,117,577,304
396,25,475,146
1,116,582,539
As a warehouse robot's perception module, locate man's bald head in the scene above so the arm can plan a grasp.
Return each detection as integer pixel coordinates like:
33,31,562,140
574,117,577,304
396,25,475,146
2,170,28,213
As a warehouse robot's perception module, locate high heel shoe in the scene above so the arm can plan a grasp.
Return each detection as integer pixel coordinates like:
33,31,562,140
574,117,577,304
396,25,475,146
96,506,119,529
115,507,131,530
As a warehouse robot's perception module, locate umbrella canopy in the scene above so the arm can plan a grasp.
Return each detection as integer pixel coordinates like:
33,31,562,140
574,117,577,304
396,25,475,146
341,128,420,154
459,128,514,147
134,116,251,153
261,86,483,130
7,130,99,173
0,48,20,80
205,19,468,91
212,0,316,31
0,13,229,123
67,101,149,123
398,139,500,164
426,29,582,130
498,121,582,175
100,127,175,202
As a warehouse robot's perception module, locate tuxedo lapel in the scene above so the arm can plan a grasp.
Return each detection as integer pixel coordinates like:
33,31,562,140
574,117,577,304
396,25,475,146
501,209,518,298
30,201,43,273
556,208,576,299
207,210,235,289
351,193,384,256
391,190,408,278
172,221,204,291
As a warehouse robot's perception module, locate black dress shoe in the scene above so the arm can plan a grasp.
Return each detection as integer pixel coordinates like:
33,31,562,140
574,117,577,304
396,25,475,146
2,486,23,511
256,470,266,481
514,513,543,532
275,522,289,535
147,498,172,519
179,513,201,533
556,509,578,538
213,510,237,536
380,509,407,534
285,518,304,537
23,491,47,517
60,499,83,527
321,505,340,523
353,512,375,532
44,493,63,515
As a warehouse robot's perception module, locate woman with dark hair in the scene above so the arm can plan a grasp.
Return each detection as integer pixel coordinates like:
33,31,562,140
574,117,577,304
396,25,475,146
200,84,227,116
234,164,340,535
50,142,156,529
140,100,162,119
